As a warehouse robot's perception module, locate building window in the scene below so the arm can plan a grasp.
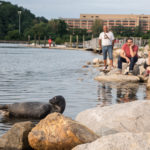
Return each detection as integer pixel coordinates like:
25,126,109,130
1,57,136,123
109,20,114,22
116,20,121,22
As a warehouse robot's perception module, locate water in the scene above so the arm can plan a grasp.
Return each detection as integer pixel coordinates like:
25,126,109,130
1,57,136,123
0,43,148,136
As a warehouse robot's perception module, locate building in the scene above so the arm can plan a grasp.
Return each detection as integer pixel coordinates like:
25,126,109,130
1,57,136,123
63,14,150,33
64,18,94,33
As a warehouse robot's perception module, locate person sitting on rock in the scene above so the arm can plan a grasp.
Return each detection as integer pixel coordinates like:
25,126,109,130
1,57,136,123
117,38,138,75
144,50,150,77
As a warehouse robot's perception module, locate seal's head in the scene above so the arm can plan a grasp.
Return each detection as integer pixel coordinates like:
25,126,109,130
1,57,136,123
49,95,66,114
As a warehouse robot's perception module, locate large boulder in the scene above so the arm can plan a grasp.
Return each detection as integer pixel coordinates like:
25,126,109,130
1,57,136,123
72,132,150,150
76,100,150,136
95,74,140,82
28,113,99,150
0,121,34,150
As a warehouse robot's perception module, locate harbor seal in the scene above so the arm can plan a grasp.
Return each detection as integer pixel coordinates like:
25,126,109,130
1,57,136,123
0,95,66,119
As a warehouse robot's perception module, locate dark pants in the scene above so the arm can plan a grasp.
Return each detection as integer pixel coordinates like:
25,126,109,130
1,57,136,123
118,56,138,71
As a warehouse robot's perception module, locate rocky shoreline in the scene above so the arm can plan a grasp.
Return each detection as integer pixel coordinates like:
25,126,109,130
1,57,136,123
0,100,150,150
0,45,150,150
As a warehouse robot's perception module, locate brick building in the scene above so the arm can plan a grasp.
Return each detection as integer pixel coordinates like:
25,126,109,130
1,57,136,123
63,14,150,33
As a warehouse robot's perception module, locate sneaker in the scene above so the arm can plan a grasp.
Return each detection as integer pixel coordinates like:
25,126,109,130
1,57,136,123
102,65,108,71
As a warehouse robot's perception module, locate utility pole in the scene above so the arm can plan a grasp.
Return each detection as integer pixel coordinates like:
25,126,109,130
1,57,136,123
18,11,22,34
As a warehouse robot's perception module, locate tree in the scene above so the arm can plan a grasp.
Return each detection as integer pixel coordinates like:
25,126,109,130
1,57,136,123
0,1,48,40
5,30,20,40
91,19,103,37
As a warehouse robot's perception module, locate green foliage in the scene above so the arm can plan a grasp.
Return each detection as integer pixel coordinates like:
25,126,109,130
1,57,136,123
55,37,64,44
5,30,20,40
142,31,150,39
111,25,144,38
91,19,103,37
0,1,47,40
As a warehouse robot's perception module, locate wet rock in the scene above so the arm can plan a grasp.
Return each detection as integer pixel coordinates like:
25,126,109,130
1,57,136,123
82,65,89,68
93,64,101,68
86,61,91,65
28,113,99,150
76,100,150,137
72,132,150,150
95,74,140,82
0,110,9,117
0,121,34,150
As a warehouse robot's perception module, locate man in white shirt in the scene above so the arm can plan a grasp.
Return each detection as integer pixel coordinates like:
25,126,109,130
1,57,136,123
99,26,115,70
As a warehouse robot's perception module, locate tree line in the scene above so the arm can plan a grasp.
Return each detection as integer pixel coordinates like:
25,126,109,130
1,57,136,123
91,19,150,39
0,1,91,44
1,1,150,44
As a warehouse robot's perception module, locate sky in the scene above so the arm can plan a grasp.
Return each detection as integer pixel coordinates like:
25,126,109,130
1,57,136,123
5,0,150,20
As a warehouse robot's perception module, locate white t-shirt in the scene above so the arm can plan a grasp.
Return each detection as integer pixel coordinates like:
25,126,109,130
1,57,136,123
99,31,115,46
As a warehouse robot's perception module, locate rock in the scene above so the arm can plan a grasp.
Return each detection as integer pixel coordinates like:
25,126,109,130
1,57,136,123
0,110,9,117
113,49,121,58
92,58,103,65
147,76,150,90
132,64,140,75
0,121,34,150
139,65,146,75
72,132,150,150
93,58,100,64
28,113,99,150
86,61,91,65
82,65,89,68
138,75,148,82
144,44,150,52
107,64,140,76
136,58,146,65
93,64,101,68
95,74,140,82
75,100,150,136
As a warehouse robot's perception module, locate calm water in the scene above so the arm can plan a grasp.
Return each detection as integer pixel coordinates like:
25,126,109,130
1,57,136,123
0,43,148,136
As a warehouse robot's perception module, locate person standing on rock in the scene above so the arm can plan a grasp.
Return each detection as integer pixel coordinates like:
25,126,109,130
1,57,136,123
117,38,138,75
99,25,115,70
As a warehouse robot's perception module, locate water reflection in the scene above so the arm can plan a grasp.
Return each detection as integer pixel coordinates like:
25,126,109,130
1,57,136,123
97,82,147,106
116,83,138,103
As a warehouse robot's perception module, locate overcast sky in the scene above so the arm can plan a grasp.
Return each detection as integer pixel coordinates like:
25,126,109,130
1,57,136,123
7,0,150,20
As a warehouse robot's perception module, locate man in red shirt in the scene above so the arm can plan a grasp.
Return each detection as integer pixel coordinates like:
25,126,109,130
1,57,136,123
117,38,138,75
